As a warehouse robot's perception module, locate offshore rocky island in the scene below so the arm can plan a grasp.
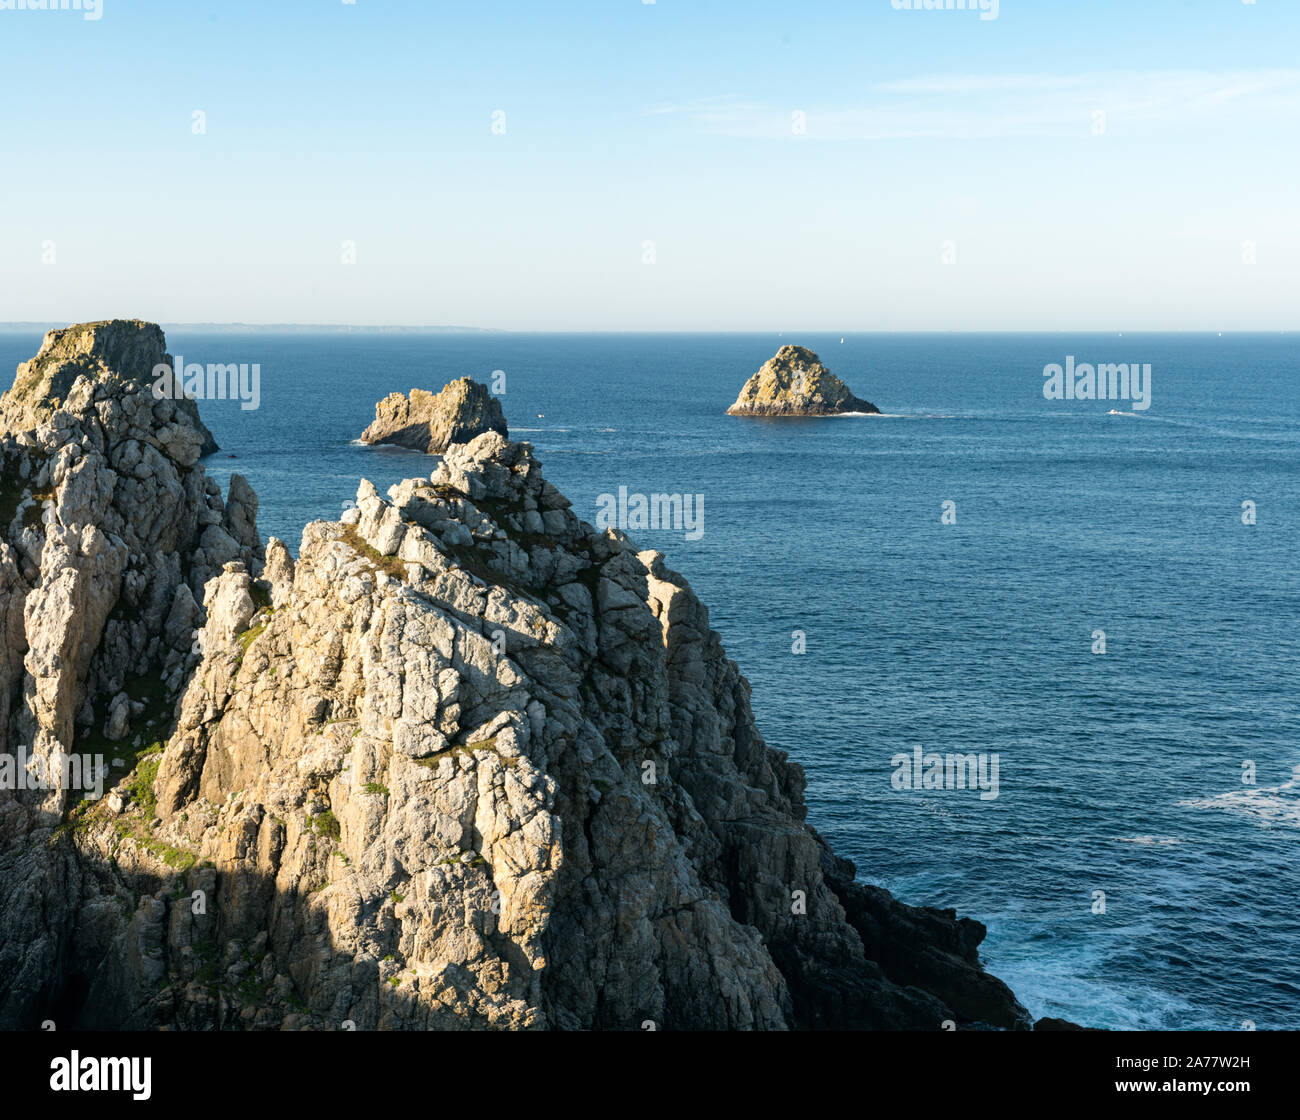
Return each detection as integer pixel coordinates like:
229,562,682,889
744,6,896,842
0,321,1038,1030
727,345,880,417
361,378,508,454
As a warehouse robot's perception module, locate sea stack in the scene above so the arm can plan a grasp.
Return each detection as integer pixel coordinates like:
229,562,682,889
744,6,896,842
726,345,879,416
361,377,507,453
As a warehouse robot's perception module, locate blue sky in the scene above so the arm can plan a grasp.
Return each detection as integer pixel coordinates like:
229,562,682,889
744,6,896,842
1,0,1298,329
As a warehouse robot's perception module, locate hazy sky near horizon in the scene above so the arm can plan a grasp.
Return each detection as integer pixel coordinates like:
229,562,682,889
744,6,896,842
2,0,1298,331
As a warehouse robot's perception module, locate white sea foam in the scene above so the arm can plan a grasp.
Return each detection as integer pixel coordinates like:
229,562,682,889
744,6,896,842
1178,764,1300,829
1115,835,1181,846
352,441,426,453
982,917,1202,1029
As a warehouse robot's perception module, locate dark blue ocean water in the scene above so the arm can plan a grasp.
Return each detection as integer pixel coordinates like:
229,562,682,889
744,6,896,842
4,329,1297,1030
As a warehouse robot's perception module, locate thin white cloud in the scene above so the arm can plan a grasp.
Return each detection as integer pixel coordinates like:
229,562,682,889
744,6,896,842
654,69,1300,141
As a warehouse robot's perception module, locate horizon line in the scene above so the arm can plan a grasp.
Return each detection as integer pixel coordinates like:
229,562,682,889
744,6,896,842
0,323,1293,336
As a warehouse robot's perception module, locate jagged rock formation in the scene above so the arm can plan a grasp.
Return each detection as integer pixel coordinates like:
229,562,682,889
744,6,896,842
361,378,507,454
0,323,1030,1031
727,345,880,416
0,320,260,803
0,322,261,1023
0,320,219,456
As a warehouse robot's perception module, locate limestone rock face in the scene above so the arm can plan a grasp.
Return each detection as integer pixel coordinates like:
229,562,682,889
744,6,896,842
0,328,1028,1032
0,320,219,456
726,345,880,416
361,378,507,454
0,322,260,1023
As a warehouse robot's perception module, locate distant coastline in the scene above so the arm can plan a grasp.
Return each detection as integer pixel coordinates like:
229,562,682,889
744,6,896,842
0,323,506,335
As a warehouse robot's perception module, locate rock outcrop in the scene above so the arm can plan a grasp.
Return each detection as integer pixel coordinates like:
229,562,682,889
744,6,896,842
361,378,507,454
727,345,880,416
0,320,219,456
0,323,1030,1032
0,321,261,1024
0,320,259,807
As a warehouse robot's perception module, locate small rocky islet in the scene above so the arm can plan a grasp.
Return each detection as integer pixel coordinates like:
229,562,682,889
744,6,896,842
727,344,880,416
0,321,1045,1030
361,378,507,454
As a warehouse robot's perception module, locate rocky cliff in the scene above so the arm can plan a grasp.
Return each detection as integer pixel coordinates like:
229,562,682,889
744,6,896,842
727,345,880,416
0,321,219,456
361,378,508,454
0,323,1028,1031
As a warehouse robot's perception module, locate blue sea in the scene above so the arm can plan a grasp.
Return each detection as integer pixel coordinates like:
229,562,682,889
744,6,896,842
4,329,1297,1031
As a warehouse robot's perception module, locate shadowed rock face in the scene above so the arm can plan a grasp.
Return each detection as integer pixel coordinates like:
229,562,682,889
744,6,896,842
0,322,260,1025
0,323,1031,1032
726,345,880,416
361,378,508,454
